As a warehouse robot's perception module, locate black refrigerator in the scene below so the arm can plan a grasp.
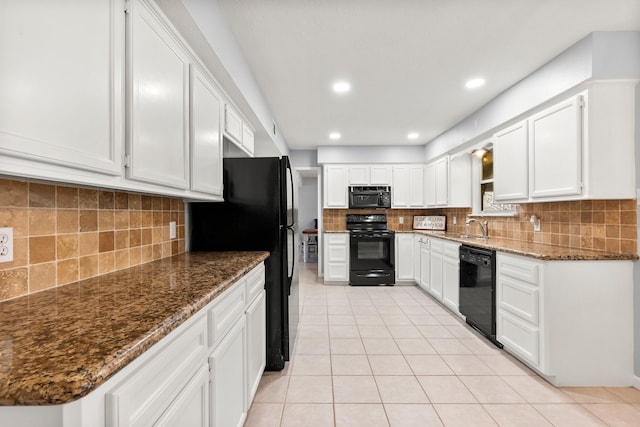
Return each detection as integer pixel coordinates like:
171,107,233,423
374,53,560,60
190,156,299,371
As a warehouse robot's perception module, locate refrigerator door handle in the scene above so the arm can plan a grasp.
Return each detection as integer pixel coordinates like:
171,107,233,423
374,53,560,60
286,158,295,228
286,225,295,295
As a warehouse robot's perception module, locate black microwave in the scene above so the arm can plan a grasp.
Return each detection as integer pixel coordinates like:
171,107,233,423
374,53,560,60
348,186,391,209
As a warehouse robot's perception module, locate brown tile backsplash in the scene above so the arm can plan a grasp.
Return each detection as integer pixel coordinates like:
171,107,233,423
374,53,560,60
0,178,186,301
324,199,637,256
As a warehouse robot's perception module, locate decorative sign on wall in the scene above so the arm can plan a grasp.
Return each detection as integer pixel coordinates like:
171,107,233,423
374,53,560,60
413,215,446,230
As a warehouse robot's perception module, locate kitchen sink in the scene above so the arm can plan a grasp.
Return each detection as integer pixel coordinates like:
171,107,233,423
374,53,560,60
452,234,489,240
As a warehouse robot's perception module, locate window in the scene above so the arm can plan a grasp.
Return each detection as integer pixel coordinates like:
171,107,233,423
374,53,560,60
473,147,517,215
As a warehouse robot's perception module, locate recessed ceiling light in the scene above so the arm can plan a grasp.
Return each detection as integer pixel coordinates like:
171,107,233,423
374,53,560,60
407,132,419,140
332,81,351,93
465,78,486,89
329,132,341,140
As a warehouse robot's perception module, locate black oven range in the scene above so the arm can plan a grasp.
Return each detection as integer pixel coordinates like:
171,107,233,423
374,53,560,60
346,214,395,286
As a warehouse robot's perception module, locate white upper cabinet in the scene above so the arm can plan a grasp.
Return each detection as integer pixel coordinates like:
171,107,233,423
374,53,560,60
348,164,392,186
224,103,255,157
425,157,448,207
190,65,223,197
127,0,190,189
0,0,123,178
370,165,392,185
392,164,424,207
494,120,528,201
324,165,348,208
242,123,255,155
348,165,370,185
529,96,582,199
448,153,471,207
224,104,243,144
492,82,636,203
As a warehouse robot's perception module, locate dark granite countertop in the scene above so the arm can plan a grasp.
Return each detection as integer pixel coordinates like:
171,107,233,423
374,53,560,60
410,230,638,261
0,251,269,405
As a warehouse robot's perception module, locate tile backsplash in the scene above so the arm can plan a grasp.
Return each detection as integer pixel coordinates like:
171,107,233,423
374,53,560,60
323,199,637,255
0,179,185,301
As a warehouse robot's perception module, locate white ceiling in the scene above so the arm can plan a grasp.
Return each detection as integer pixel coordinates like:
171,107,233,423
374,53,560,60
217,0,640,151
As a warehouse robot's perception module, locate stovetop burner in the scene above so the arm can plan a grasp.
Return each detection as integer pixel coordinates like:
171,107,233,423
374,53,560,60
346,214,388,231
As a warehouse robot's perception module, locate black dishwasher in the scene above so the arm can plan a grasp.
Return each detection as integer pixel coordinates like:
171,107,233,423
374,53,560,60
459,245,502,348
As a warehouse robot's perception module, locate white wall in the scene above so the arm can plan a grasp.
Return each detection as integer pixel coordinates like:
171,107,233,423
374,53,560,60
317,145,425,164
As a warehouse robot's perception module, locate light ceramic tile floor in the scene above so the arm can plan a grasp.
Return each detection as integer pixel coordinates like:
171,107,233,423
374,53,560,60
245,263,640,427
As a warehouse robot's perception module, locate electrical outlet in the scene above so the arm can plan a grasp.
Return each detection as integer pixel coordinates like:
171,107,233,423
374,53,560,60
399,217,404,224
169,221,177,239
453,216,457,225
0,227,13,263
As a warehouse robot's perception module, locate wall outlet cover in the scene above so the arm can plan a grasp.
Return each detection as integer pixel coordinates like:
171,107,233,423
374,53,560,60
0,227,13,263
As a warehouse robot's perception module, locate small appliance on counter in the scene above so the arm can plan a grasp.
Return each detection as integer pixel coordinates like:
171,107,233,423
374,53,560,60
347,214,395,285
348,186,391,209
413,215,446,230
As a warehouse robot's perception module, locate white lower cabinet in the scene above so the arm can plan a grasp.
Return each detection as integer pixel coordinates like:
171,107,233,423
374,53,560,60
324,233,349,282
418,237,430,292
496,253,633,386
210,317,246,427
0,262,267,427
428,239,444,300
441,241,461,314
155,365,209,427
395,233,414,281
245,290,266,405
413,234,422,283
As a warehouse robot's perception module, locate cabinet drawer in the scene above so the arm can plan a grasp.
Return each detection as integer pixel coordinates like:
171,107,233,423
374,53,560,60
497,311,539,366
325,233,348,245
106,316,207,427
245,263,265,305
497,254,540,284
208,281,246,348
326,244,348,263
430,238,443,252
498,276,539,325
442,241,460,259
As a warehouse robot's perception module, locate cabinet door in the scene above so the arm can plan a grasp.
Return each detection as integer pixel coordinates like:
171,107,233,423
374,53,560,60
442,253,460,314
324,234,349,282
190,65,222,196
127,0,189,189
448,154,471,207
210,318,246,427
391,166,410,207
348,165,370,185
370,165,392,185
429,244,444,300
0,0,123,176
494,120,528,201
419,241,430,292
409,165,425,207
434,158,449,206
245,291,266,405
425,163,437,207
413,235,422,283
155,365,209,427
224,104,243,144
242,123,255,156
395,234,414,281
529,96,582,199
324,165,348,208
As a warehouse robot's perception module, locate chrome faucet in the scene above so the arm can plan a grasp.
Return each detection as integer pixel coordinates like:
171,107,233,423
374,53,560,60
465,218,489,239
